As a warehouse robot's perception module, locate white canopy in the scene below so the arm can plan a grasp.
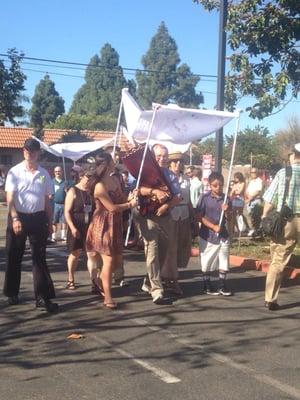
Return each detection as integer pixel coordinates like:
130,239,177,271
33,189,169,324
32,136,114,162
122,88,238,144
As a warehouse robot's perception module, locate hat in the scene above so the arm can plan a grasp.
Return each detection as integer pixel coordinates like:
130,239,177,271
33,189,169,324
23,138,40,152
294,143,300,153
168,151,185,162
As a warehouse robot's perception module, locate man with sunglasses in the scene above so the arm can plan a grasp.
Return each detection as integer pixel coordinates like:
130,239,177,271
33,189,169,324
262,144,300,310
3,138,58,313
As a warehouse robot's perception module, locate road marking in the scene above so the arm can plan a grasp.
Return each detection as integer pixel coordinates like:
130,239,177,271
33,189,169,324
128,314,300,399
84,332,181,384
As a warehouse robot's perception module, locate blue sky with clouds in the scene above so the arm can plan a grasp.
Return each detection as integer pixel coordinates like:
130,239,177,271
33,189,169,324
1,0,299,136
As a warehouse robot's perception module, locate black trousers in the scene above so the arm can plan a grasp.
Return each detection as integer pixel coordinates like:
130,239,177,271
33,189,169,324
3,211,56,300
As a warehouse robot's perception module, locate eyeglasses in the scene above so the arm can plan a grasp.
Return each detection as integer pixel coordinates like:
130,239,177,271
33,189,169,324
54,170,62,173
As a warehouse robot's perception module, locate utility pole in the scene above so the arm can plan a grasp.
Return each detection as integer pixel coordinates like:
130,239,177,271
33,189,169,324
215,0,228,173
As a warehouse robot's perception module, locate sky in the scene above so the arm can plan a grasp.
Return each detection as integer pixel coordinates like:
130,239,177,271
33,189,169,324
1,0,299,137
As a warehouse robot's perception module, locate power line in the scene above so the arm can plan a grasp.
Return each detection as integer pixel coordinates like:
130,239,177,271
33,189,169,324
0,52,218,79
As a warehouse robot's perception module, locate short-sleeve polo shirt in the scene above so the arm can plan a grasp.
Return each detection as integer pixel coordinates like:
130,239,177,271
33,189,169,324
5,161,53,213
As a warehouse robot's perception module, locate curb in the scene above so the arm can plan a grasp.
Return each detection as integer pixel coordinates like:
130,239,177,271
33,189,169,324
190,247,300,280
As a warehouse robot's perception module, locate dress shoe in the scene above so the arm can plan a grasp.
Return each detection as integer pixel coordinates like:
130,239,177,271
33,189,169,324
265,301,280,311
36,298,59,313
7,295,19,305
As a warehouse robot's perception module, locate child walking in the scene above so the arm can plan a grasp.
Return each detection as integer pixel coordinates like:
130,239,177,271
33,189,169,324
196,172,233,296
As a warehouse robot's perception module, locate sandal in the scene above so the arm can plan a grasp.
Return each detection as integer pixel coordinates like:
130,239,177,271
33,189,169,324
66,280,76,290
91,278,104,297
103,302,118,310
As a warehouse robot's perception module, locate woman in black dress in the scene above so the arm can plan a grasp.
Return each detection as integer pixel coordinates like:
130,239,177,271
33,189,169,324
64,167,94,290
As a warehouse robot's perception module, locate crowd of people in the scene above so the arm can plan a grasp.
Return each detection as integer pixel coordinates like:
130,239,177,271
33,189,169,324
2,137,300,313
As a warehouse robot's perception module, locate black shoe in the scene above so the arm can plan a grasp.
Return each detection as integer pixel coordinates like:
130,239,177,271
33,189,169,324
7,295,19,305
265,301,280,311
204,283,220,296
219,287,233,296
36,298,59,313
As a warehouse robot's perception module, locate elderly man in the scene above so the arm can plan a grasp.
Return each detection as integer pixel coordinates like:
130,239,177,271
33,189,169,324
262,144,300,310
50,165,68,242
135,144,181,304
3,138,58,313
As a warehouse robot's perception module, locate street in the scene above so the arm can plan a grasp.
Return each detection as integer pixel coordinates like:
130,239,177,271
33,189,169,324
1,243,300,400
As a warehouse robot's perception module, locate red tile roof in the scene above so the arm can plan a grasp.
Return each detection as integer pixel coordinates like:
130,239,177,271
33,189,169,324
0,127,131,151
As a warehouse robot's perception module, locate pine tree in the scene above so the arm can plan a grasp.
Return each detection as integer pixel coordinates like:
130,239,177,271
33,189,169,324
136,22,203,108
70,43,128,117
29,74,65,131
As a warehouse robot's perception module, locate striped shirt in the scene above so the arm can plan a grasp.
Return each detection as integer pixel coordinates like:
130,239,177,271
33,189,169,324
263,165,300,213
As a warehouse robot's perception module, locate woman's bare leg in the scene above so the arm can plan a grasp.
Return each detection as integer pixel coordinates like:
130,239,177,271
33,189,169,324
100,254,115,305
67,249,81,283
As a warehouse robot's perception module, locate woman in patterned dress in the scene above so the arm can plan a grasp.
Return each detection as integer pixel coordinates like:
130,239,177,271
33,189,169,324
86,152,137,309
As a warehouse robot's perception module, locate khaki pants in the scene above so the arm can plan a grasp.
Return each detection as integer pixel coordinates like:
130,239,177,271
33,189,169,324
161,218,191,280
265,216,300,303
135,212,170,298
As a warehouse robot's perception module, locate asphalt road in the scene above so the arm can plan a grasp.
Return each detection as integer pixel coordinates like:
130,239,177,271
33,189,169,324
1,243,300,400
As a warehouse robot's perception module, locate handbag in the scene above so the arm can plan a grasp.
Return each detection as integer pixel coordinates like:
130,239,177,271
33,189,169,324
261,166,293,239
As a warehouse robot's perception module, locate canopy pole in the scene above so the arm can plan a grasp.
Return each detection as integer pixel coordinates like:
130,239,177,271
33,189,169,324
62,153,67,181
125,106,159,246
218,112,240,227
112,98,123,160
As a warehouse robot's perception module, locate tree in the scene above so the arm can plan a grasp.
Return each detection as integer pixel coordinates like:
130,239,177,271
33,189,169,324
0,48,27,125
224,126,278,169
273,116,300,158
29,74,65,132
193,0,300,119
136,22,203,108
70,43,129,117
47,113,117,131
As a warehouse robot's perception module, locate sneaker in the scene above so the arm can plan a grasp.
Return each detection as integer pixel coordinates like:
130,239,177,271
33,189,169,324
141,278,151,294
48,238,56,243
265,301,280,311
247,229,255,237
7,295,19,305
205,283,220,296
36,298,59,313
61,237,67,242
152,293,164,304
219,287,233,296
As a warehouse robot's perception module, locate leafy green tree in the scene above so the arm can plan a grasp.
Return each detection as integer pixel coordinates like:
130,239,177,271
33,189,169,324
0,48,27,125
224,126,278,169
47,113,116,131
136,22,203,108
70,43,129,117
193,0,300,119
29,74,65,133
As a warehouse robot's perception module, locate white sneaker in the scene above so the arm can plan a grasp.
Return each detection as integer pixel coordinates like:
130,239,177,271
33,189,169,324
141,282,151,293
152,293,164,304
141,278,151,293
247,229,255,237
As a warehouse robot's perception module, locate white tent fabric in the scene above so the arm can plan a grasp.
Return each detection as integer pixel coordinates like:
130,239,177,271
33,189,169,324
32,136,114,162
122,88,238,144
121,125,191,154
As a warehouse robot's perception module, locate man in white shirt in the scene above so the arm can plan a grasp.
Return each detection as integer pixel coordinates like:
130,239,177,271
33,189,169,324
3,138,58,313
